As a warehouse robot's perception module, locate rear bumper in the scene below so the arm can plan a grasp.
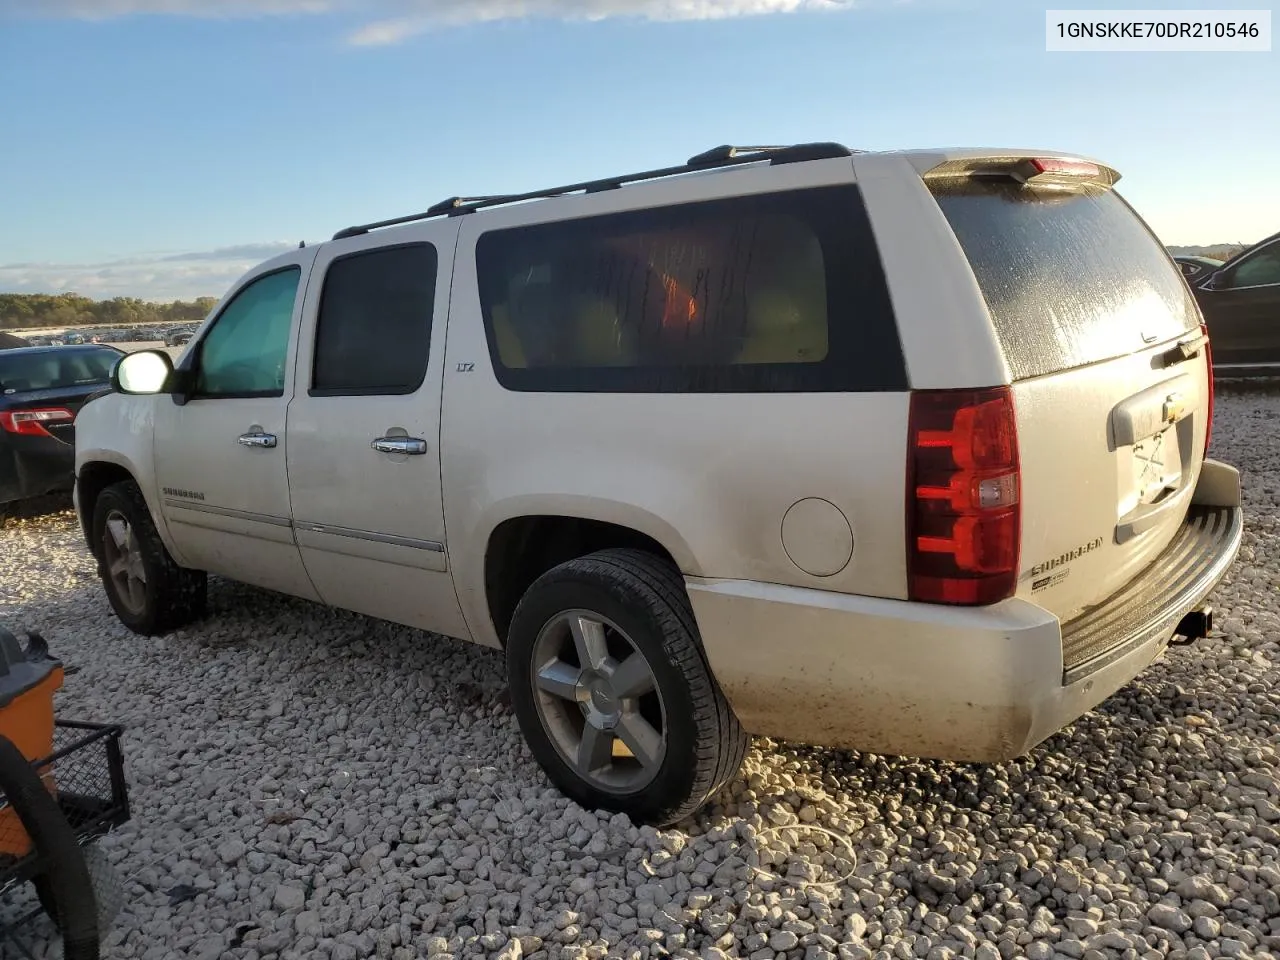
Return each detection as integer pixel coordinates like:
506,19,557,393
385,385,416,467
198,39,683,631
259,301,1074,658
0,436,75,506
688,503,1243,763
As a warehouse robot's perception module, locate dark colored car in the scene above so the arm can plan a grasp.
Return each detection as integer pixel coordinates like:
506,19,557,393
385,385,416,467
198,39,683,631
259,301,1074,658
1173,256,1224,286
163,328,194,347
0,344,123,519
1191,231,1280,377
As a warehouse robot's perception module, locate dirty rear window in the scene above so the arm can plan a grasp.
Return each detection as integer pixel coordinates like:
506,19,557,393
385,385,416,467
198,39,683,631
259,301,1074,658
928,180,1198,381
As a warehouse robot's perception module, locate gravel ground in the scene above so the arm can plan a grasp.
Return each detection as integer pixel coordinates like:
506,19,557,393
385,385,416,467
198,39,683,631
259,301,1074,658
2,385,1279,960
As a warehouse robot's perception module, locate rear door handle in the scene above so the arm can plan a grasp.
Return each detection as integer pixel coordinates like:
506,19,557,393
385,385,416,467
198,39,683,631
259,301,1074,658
372,436,427,456
237,432,277,449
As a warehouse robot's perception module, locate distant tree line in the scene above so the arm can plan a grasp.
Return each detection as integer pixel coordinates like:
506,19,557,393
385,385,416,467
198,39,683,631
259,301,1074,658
0,293,218,332
1166,244,1249,262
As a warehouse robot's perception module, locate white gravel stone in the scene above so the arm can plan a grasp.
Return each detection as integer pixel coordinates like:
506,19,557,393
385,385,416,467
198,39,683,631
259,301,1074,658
1147,903,1192,932
2,387,1280,959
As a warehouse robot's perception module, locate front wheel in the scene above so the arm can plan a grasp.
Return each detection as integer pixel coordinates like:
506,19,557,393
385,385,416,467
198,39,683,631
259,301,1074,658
92,481,206,636
506,548,748,826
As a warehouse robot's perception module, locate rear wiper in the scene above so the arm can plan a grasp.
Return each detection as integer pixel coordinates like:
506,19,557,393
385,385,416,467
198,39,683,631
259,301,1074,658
1157,332,1207,368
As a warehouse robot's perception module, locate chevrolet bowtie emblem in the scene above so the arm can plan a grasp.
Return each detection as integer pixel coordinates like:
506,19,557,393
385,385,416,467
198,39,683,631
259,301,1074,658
1163,392,1186,424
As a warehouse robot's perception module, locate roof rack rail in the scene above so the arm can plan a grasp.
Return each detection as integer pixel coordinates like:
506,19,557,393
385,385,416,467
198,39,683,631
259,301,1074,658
330,141,857,240
686,142,853,166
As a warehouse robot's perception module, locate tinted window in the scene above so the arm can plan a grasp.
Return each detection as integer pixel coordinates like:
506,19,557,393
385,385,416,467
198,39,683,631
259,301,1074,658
312,244,437,395
475,185,905,393
197,267,300,397
929,181,1198,381
0,348,120,394
1224,244,1280,289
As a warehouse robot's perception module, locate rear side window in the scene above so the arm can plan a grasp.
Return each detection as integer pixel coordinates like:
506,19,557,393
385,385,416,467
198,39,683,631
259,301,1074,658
312,243,437,396
929,180,1198,381
0,348,119,394
475,185,905,393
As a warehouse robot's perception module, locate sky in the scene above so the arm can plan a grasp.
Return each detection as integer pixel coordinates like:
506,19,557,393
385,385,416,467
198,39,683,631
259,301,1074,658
0,0,1276,302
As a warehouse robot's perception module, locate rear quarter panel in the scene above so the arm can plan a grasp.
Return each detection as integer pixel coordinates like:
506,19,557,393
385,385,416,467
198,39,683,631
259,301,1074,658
440,160,913,648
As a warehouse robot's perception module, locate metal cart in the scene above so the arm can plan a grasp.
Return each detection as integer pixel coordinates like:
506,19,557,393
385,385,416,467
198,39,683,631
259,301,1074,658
0,721,130,960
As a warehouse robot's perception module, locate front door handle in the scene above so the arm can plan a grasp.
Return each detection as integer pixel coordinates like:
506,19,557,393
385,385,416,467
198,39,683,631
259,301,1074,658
372,436,427,456
237,432,278,449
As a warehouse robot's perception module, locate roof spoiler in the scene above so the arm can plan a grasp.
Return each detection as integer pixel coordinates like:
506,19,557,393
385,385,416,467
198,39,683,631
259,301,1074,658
921,154,1121,189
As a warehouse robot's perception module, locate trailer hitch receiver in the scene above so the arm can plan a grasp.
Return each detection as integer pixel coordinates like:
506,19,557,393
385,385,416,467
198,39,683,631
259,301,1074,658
1170,606,1213,646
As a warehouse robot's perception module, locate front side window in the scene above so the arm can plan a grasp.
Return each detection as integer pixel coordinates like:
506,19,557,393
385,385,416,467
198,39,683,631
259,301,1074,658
196,267,300,398
475,185,905,393
1223,244,1280,290
311,244,437,396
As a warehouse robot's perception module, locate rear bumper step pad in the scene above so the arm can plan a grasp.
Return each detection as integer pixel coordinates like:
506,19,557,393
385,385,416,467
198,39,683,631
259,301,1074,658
1061,505,1242,683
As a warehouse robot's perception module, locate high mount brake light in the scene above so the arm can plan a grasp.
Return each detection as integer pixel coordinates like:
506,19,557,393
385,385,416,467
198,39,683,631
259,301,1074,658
907,387,1021,606
1027,157,1102,178
0,408,74,438
1009,157,1107,187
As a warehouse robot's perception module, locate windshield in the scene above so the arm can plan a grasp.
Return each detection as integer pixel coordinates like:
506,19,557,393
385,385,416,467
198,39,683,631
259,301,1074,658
0,348,121,394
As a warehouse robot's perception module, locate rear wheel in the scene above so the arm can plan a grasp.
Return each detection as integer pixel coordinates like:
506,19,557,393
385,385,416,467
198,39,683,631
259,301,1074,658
506,548,748,826
92,481,206,636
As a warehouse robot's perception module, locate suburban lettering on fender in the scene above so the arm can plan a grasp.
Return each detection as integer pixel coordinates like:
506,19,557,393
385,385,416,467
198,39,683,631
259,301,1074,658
1029,537,1104,578
163,487,206,501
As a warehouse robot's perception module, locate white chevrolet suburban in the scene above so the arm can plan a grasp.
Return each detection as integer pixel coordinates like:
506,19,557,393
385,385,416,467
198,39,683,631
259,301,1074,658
74,143,1243,825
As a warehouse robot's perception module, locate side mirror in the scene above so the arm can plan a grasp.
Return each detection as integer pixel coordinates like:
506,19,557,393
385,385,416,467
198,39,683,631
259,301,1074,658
113,350,175,395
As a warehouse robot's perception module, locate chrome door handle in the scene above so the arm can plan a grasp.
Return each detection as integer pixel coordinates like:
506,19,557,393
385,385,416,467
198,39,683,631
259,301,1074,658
237,432,278,449
372,436,427,456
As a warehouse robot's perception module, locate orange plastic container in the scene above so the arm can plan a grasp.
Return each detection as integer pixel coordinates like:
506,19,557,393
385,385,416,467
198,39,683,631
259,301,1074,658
0,629,63,857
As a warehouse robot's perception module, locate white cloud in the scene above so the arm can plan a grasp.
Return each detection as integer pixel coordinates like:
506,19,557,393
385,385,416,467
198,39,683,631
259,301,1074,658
0,243,297,302
4,0,858,43
2,0,333,16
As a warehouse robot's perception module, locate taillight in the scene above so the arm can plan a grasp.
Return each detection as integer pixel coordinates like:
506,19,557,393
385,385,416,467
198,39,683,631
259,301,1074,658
1201,321,1214,454
907,387,1021,605
0,408,74,437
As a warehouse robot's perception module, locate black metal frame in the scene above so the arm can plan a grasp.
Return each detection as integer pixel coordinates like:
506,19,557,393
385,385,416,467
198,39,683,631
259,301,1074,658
0,720,130,896
331,142,857,240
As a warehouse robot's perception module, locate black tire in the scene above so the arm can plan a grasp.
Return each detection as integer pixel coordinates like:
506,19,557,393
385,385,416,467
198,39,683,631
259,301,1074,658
0,736,99,960
92,480,206,636
506,548,748,826
34,843,123,936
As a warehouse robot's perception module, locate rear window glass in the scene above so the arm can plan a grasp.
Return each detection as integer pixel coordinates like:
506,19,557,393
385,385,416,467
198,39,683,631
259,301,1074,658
928,180,1197,381
475,185,906,393
0,348,120,394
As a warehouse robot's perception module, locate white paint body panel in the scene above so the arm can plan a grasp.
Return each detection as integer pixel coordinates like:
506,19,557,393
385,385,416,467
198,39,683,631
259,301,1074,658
441,157,910,648
73,394,177,552
286,223,470,640
851,153,1010,391
152,250,320,601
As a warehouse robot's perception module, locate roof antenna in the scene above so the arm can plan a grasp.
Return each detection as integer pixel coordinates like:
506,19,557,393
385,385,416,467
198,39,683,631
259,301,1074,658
298,241,306,249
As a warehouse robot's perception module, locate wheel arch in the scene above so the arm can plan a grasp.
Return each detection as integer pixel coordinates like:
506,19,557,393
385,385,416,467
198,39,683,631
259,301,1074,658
475,499,699,649
76,459,138,559
75,453,181,564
